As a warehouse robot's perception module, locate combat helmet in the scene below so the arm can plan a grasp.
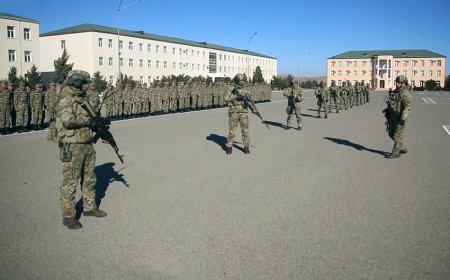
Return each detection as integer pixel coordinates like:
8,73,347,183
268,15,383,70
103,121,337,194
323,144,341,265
66,70,90,89
395,75,408,84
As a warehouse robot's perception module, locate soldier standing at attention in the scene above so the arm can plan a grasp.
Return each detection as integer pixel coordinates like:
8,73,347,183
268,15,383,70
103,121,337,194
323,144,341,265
339,81,348,110
54,70,107,229
85,83,100,112
14,81,30,132
30,83,45,130
315,81,328,118
225,75,254,154
0,81,12,134
283,81,304,130
384,75,412,159
328,81,340,113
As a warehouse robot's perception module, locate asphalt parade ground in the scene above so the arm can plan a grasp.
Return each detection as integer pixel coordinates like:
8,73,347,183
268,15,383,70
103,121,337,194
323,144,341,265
1,90,449,279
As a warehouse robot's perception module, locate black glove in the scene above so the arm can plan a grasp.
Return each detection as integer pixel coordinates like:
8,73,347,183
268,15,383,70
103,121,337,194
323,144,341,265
88,117,100,132
398,119,405,126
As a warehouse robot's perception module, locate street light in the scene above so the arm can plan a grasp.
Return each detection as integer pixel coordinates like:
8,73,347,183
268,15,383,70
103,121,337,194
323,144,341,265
297,48,308,85
246,32,258,81
117,0,141,86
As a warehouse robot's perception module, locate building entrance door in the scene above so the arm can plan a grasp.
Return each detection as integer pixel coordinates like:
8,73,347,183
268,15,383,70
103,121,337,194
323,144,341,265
380,80,385,88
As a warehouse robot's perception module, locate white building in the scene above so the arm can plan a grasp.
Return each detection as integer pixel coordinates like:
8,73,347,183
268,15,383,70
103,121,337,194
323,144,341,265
0,13,40,79
40,23,277,84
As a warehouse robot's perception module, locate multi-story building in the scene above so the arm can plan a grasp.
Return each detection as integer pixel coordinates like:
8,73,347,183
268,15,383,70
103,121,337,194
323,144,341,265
40,23,277,84
0,13,40,79
327,50,446,89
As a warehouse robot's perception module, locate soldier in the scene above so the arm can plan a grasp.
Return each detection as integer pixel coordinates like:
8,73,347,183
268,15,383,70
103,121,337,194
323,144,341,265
13,81,30,132
328,81,340,113
30,83,45,130
314,81,328,118
365,83,371,102
53,70,107,229
85,83,100,112
384,75,412,159
0,80,12,134
339,81,348,110
45,82,58,125
103,83,115,120
225,75,254,154
346,81,354,108
123,83,133,118
283,81,304,130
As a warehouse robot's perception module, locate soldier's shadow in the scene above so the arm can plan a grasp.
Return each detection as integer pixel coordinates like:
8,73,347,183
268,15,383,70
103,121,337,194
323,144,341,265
75,162,130,219
206,133,244,152
300,113,318,118
262,120,285,129
323,137,390,157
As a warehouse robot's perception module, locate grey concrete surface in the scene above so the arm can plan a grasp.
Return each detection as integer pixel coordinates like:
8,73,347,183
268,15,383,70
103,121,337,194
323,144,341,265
0,90,449,279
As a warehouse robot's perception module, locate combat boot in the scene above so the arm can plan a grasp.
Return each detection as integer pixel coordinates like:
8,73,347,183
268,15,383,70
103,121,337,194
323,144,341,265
385,153,400,159
226,147,232,154
400,148,408,154
284,126,290,130
0,128,5,135
325,115,328,119
83,208,107,218
63,218,82,229
243,147,250,154
297,126,302,131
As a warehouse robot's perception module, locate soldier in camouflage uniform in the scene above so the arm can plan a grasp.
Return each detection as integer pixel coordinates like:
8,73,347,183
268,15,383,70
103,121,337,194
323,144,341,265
225,75,254,154
346,81,353,108
13,81,30,132
384,75,412,159
30,83,45,130
328,81,340,113
0,80,12,134
123,83,133,118
114,83,124,119
103,83,115,120
365,83,370,102
53,70,107,229
283,81,304,130
85,83,100,112
314,81,328,118
339,81,348,110
45,82,58,125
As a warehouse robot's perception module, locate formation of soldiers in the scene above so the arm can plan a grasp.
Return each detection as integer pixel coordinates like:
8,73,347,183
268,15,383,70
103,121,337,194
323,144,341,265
103,81,272,120
314,80,371,118
0,80,59,134
0,79,272,135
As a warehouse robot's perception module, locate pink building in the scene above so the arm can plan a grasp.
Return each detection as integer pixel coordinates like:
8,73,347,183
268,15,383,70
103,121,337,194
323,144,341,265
327,50,446,89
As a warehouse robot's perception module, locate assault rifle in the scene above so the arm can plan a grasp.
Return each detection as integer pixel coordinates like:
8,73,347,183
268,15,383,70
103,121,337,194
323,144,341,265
80,99,124,163
382,93,399,131
232,88,270,130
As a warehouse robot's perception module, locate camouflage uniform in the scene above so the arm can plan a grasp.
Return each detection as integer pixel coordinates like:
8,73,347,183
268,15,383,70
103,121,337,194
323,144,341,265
283,83,304,130
103,84,115,119
45,82,58,123
13,82,30,132
225,82,252,154
314,82,328,118
328,82,340,113
30,83,45,130
0,81,12,134
385,76,412,158
85,84,100,112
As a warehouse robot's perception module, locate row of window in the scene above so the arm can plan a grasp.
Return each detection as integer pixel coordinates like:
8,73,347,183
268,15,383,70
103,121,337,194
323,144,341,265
330,69,442,77
7,50,32,62
330,59,443,68
88,38,272,66
6,26,32,40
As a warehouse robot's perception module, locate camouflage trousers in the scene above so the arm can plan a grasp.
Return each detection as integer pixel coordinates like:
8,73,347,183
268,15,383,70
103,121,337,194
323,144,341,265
60,143,96,219
329,95,339,112
340,95,347,110
388,124,406,155
227,112,249,148
286,105,302,128
32,106,43,125
0,106,10,128
317,100,328,117
15,105,29,126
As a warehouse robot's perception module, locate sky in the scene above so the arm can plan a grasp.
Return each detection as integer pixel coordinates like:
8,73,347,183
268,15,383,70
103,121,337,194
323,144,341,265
2,0,450,77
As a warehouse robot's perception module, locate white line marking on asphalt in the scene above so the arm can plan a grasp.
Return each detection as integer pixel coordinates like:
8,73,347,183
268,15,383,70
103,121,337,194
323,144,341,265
443,125,450,137
419,92,424,95
422,97,437,104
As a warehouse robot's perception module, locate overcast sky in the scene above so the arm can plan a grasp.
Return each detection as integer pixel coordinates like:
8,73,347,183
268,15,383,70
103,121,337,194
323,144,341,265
3,0,450,77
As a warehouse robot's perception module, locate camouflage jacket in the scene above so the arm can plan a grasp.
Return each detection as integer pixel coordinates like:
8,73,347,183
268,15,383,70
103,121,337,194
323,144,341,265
389,85,412,122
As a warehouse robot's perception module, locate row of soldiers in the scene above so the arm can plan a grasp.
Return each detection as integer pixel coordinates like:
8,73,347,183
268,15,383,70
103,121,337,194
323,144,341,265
0,81,59,134
314,80,371,118
103,81,272,120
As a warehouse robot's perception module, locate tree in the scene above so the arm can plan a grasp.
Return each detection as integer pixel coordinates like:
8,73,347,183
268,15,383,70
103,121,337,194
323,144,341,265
53,48,73,84
444,75,450,90
206,76,213,85
7,66,19,88
425,79,438,91
252,66,265,84
270,76,284,90
25,65,42,89
91,71,107,92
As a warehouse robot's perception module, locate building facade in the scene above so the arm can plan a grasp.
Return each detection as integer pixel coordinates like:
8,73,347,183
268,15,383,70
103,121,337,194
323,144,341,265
327,50,446,89
40,24,277,84
0,13,40,79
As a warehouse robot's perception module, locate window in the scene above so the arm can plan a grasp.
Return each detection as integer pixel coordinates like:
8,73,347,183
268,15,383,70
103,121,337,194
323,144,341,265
156,45,159,53
353,61,357,67
411,70,416,77
61,40,66,49
120,58,123,67
203,52,205,58
362,71,366,76
420,70,424,76
197,64,200,70
403,61,408,67
191,63,194,70
108,39,113,48
331,71,336,76
209,52,217,73
164,61,167,68
173,62,176,69
197,51,200,57
139,43,143,51
98,38,103,47
139,59,143,67
437,70,441,77
428,60,434,67
147,60,151,68
128,42,133,50
338,61,342,67
23,28,30,40
119,40,123,49
394,61,400,67
179,62,182,69
338,71,342,76
395,70,400,76
109,57,113,66
420,60,424,66
109,76,113,84
8,50,16,62
331,61,335,67
179,48,182,55
156,61,159,68
412,60,417,67
437,60,442,66
148,76,152,84
362,61,366,67
428,70,432,77
99,57,104,66
24,51,31,62
346,61,351,67
173,47,176,54
191,50,194,56
140,76,144,83
163,46,167,54
129,59,133,67
7,26,15,38
346,71,350,76
147,44,151,52
353,70,357,76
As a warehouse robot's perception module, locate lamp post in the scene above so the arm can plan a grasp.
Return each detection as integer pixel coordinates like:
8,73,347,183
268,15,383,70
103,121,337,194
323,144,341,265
297,48,308,85
246,32,258,82
117,0,141,86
